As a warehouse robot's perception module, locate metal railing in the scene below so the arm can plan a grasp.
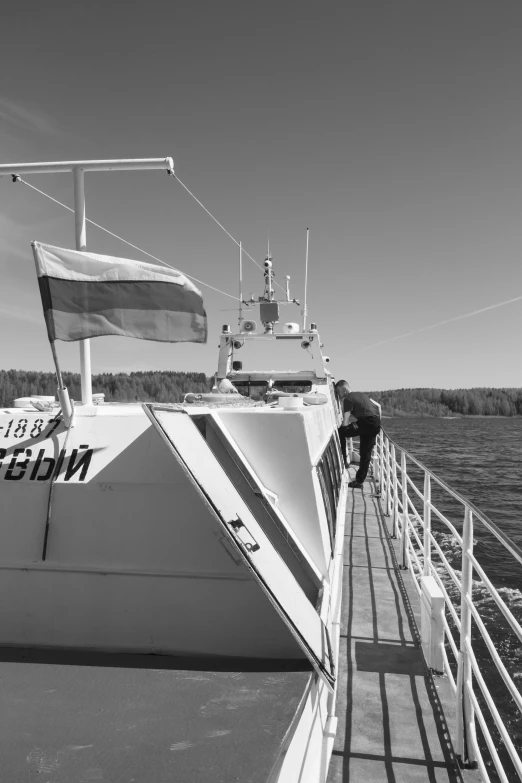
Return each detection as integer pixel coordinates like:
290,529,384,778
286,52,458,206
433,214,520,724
373,429,522,782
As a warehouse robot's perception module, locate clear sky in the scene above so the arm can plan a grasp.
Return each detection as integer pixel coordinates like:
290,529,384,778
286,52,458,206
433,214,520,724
0,1,520,390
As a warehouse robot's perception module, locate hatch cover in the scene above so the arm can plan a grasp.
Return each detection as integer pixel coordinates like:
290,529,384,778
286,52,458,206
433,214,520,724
144,404,335,690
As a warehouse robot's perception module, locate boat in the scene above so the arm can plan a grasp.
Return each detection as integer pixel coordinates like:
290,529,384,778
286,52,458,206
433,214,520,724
0,157,520,782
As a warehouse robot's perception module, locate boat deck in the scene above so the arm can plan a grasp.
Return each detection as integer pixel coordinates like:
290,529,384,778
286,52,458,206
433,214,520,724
0,649,310,782
0,466,485,782
328,469,479,783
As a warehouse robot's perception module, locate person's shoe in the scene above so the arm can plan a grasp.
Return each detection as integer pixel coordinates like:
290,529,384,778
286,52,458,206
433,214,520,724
348,480,364,489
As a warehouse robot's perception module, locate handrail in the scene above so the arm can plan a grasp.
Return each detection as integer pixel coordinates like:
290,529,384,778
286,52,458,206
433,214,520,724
375,428,522,781
383,429,522,568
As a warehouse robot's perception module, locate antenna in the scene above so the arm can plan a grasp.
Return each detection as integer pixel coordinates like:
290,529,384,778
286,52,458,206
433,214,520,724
302,227,309,330
238,241,243,330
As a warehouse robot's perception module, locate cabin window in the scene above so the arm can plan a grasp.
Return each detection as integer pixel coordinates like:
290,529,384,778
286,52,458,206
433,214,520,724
324,447,339,507
317,466,335,552
326,437,343,498
316,434,344,549
232,381,268,400
271,380,313,394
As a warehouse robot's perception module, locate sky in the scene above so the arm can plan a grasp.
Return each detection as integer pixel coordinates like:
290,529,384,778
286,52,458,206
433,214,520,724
0,1,521,390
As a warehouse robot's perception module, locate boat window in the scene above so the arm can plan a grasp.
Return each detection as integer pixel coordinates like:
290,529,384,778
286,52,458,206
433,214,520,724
316,434,344,551
271,380,313,394
232,381,268,401
324,446,339,507
317,465,335,553
326,438,343,497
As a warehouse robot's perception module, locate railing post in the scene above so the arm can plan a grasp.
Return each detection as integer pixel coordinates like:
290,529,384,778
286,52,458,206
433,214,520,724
372,447,379,485
384,437,391,516
387,439,393,516
401,451,408,569
383,437,388,512
456,507,476,767
391,443,398,537
382,435,387,500
423,472,431,576
372,433,379,486
378,433,385,495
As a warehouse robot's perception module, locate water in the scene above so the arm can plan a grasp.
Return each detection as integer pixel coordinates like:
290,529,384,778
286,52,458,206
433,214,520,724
381,417,522,776
383,417,522,589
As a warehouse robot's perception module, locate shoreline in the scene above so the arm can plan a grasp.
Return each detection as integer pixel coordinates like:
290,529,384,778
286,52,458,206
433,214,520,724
382,414,521,419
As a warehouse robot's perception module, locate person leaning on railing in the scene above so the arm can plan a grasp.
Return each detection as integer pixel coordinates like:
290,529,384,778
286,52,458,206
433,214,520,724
335,380,381,489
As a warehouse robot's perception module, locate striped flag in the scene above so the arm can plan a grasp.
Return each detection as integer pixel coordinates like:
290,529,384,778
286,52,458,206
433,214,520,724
32,242,207,344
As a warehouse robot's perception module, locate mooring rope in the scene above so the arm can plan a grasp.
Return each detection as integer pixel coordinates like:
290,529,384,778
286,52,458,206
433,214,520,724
15,178,239,302
41,399,75,561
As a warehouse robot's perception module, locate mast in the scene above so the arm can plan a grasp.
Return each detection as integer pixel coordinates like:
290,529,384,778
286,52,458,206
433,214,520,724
0,158,174,404
238,241,243,330
73,167,91,404
302,227,309,331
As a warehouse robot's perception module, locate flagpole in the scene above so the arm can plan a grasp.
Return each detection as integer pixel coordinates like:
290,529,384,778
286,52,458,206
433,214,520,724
50,341,65,388
73,167,92,405
50,340,73,425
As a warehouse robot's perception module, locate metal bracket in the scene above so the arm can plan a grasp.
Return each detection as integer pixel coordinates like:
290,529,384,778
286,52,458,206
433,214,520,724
227,516,260,552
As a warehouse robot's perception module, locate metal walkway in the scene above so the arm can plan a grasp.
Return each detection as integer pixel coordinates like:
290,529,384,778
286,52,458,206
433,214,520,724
328,471,480,783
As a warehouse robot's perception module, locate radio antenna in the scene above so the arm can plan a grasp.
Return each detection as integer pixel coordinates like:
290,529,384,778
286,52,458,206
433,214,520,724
302,227,309,330
238,241,243,330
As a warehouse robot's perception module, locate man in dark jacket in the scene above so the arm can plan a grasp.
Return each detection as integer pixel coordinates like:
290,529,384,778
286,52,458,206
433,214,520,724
335,380,381,489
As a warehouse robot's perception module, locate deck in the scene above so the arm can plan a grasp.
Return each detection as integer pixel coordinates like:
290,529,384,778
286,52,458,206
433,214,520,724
328,469,479,783
0,465,486,782
0,648,310,782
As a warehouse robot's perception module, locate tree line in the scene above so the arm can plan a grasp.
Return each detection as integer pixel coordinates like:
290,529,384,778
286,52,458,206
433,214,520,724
0,371,520,415
0,370,212,406
367,387,522,417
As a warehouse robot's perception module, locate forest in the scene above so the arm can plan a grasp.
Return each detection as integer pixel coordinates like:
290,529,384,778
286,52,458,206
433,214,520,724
0,370,520,415
367,387,522,417
0,370,211,406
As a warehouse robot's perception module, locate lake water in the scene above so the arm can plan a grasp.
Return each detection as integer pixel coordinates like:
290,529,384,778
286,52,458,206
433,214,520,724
382,416,522,589
381,417,521,776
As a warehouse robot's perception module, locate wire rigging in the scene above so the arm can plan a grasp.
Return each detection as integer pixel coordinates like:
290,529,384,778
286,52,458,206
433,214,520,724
16,178,239,301
173,173,288,295
357,295,522,353
18,174,517,350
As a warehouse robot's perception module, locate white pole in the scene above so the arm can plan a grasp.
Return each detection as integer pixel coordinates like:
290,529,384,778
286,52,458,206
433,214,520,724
378,433,384,495
0,158,174,176
401,450,409,569
423,472,431,576
238,241,243,331
302,227,309,331
456,506,476,765
73,167,92,405
385,438,391,515
391,443,399,538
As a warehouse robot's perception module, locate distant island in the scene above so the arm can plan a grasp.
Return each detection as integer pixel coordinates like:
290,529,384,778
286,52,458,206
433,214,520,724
0,370,520,416
366,387,522,417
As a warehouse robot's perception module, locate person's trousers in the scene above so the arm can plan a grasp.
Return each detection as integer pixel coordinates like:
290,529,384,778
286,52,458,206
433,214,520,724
338,415,381,483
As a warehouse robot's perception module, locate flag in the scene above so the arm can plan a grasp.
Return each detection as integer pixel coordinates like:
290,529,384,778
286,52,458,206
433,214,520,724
32,242,207,344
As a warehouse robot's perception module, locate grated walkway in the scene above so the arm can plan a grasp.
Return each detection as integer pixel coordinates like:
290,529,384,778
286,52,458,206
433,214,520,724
328,471,480,783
